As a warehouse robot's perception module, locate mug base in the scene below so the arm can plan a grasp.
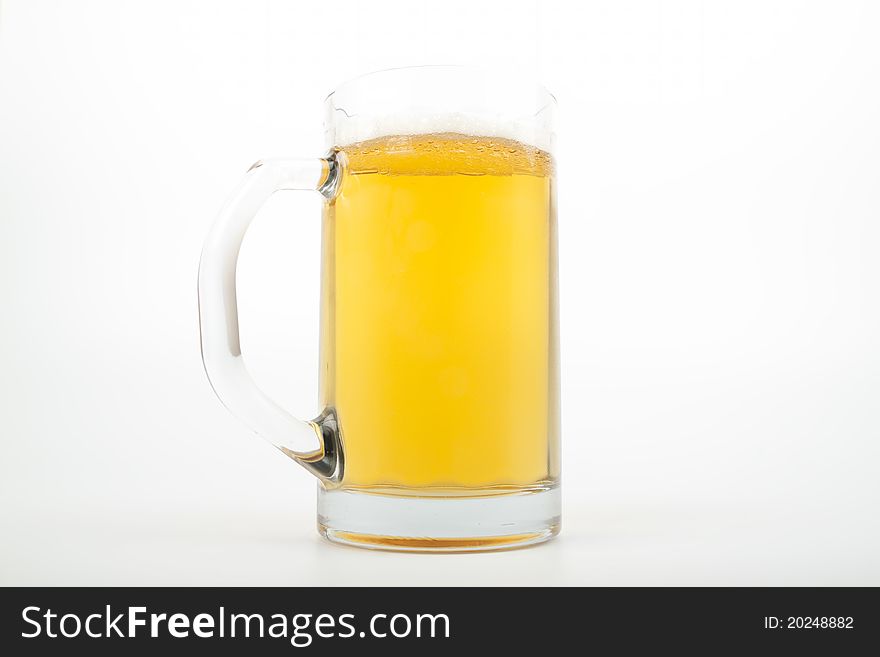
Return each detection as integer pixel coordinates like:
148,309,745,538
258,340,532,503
316,485,560,553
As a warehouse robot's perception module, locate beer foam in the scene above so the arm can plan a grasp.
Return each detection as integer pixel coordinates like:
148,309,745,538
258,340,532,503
325,67,555,152
328,111,555,154
342,133,554,177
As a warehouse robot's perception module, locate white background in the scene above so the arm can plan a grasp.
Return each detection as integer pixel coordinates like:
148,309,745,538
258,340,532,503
1,0,879,585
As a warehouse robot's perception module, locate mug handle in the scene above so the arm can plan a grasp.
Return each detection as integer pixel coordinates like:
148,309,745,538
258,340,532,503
197,156,343,483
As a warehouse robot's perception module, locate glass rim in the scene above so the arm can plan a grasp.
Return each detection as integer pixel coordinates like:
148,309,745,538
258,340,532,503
325,64,557,111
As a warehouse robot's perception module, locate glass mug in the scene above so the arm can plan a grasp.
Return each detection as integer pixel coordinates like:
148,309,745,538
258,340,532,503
198,66,560,552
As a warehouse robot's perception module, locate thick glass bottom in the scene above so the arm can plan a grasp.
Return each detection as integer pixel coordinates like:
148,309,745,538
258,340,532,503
316,485,560,553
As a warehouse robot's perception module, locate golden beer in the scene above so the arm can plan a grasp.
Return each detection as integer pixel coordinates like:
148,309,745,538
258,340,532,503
320,133,559,494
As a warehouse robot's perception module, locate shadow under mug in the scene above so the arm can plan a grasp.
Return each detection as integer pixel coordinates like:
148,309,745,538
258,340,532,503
198,66,560,552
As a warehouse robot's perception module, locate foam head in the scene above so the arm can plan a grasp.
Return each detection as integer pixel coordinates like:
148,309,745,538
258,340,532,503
325,66,556,153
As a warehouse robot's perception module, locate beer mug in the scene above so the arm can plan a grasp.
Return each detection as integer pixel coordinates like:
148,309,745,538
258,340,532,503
198,66,560,551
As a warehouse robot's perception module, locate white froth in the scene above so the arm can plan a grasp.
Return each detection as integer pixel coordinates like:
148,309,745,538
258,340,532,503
328,111,555,153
